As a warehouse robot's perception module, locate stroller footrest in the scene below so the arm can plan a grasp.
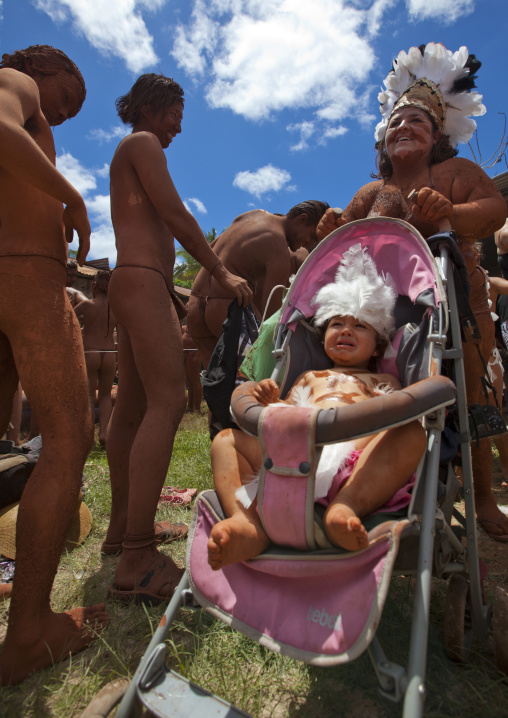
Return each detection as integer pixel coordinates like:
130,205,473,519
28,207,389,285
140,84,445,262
138,668,251,717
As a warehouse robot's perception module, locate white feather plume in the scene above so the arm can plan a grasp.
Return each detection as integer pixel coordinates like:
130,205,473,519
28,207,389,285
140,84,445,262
375,42,486,148
312,243,396,340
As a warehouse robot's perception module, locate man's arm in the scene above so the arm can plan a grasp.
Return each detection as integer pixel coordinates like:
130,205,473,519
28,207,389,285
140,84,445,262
0,70,90,262
125,133,252,305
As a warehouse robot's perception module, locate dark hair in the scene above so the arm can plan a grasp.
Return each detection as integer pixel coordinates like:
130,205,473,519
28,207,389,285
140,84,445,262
93,269,112,294
372,114,458,179
286,200,330,226
116,73,184,127
66,258,78,270
1,45,86,108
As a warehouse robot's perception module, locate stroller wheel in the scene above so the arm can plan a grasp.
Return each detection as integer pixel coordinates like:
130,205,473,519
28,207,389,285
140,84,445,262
443,574,473,662
493,586,508,675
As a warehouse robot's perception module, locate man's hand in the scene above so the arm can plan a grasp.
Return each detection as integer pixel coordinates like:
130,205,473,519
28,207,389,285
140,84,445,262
252,379,280,406
213,264,253,307
316,207,345,241
63,200,91,266
411,187,453,232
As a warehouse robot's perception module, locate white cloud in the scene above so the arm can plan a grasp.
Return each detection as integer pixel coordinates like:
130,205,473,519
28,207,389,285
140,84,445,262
321,126,348,141
172,0,374,124
233,164,292,198
184,197,208,214
57,151,97,197
406,0,474,22
88,126,130,144
86,194,112,224
88,224,117,265
33,0,165,72
287,121,315,152
96,163,110,179
57,152,116,262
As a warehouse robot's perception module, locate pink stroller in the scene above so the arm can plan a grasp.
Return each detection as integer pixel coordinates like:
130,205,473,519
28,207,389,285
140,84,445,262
109,218,506,718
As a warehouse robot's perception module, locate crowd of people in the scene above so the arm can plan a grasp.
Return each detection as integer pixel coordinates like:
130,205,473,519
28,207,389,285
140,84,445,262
0,39,506,687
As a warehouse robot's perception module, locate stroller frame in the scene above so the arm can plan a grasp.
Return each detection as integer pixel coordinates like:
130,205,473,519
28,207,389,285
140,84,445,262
110,219,495,718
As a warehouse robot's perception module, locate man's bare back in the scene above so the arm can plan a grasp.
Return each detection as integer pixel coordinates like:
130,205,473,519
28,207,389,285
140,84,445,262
188,201,329,368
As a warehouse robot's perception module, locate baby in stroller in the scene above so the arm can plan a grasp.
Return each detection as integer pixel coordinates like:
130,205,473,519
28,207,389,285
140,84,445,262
208,244,426,567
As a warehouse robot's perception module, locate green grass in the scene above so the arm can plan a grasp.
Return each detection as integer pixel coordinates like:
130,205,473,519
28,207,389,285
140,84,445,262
1,411,508,717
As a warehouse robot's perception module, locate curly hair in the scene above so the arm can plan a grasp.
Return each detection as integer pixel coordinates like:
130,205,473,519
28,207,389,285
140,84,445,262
116,74,184,127
372,116,458,179
1,45,86,107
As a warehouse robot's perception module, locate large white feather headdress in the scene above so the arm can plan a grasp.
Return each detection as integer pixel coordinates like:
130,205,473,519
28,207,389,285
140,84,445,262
311,243,396,341
375,43,485,148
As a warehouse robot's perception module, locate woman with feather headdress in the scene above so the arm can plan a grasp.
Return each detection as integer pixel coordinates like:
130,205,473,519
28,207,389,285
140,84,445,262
317,43,508,541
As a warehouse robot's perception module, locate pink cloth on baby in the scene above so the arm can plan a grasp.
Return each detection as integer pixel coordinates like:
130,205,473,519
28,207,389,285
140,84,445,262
316,450,415,514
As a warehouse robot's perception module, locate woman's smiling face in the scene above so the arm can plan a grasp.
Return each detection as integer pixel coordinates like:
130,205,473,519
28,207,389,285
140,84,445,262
385,106,440,163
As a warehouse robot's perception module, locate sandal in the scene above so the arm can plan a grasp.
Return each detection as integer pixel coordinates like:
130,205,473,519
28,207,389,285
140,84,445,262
477,516,508,543
107,555,183,606
158,488,195,507
164,486,197,499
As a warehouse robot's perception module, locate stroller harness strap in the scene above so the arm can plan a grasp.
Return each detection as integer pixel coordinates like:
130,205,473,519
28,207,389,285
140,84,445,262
258,405,320,551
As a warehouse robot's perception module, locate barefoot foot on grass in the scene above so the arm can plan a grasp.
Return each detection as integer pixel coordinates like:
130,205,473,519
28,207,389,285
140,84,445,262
324,503,369,552
207,515,270,570
0,604,109,686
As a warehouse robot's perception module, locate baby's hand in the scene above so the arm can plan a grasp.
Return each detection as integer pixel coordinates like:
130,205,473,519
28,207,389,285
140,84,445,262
252,379,280,405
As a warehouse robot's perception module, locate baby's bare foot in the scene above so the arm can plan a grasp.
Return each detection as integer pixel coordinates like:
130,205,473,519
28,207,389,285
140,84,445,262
324,503,369,552
208,514,270,570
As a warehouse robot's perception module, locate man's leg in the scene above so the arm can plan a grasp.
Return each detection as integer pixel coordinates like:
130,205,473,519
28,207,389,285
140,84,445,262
97,352,116,445
208,428,270,569
463,312,508,538
0,274,108,685
0,331,19,436
84,352,100,429
6,381,22,446
108,270,187,602
104,324,146,549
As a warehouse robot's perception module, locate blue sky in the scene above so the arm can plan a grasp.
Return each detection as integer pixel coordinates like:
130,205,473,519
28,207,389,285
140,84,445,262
1,0,507,266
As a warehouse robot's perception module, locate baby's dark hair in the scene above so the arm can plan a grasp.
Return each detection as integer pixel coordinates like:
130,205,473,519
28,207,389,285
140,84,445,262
1,45,86,108
116,73,184,127
93,269,112,294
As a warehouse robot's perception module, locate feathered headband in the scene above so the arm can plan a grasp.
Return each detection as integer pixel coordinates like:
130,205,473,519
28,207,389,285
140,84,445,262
375,43,485,148
312,244,397,341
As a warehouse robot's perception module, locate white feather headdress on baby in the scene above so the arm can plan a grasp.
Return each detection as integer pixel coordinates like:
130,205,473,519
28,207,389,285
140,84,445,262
375,42,485,149
311,243,396,341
